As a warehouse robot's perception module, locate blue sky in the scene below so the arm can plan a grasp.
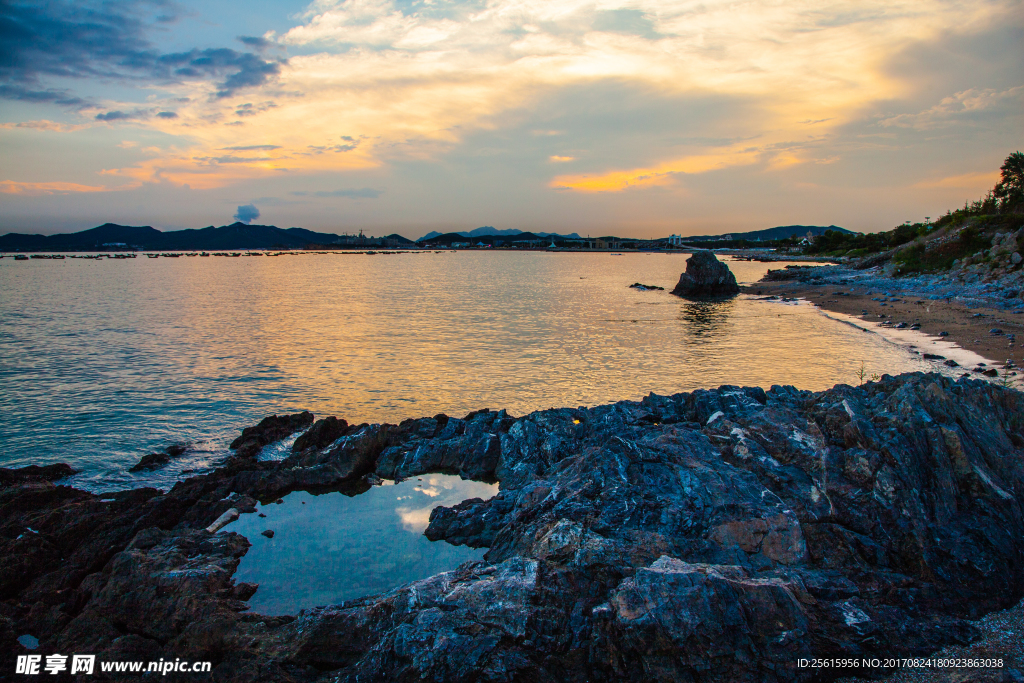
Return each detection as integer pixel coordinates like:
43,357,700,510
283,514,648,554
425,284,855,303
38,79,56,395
1,0,1021,239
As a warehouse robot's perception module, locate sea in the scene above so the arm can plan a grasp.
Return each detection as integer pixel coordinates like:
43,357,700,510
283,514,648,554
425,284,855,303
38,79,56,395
1,250,947,492
4,249,966,613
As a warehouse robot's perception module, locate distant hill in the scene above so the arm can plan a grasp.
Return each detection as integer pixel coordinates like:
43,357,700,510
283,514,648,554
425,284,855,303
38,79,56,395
685,225,855,242
0,223,414,251
417,227,583,243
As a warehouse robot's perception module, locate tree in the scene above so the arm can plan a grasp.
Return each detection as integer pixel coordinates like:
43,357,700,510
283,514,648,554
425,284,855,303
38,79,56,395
994,151,1024,209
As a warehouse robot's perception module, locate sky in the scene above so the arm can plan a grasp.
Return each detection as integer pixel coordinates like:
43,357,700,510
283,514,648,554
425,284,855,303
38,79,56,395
1,0,1022,240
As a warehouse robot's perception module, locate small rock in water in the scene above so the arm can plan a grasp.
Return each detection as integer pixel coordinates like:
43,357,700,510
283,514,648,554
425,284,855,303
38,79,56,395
258,513,266,518
629,282,664,291
129,442,190,472
261,529,275,538
944,359,959,367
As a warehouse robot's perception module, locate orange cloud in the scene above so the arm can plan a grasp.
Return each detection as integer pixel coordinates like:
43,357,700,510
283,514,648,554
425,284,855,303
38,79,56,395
913,171,1000,189
550,149,761,193
0,180,112,195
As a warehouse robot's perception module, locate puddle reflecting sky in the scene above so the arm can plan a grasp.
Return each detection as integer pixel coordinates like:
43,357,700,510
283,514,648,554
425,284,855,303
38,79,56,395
225,474,497,615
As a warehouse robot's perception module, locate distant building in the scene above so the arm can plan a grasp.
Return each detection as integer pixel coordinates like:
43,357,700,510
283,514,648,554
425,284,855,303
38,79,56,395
667,234,683,247
452,242,470,248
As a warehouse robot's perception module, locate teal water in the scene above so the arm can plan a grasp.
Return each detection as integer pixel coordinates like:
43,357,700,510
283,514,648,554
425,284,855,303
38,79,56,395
0,252,946,491
224,474,498,615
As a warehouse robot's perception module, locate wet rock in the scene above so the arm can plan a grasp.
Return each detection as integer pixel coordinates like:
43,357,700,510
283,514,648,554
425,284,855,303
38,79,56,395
0,463,77,484
229,411,314,459
6,375,1024,682
629,282,664,291
671,251,740,298
261,529,274,538
292,416,350,453
128,442,190,472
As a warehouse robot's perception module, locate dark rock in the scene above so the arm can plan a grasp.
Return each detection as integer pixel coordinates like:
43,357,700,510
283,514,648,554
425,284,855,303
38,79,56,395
129,442,190,472
924,353,946,360
945,359,960,367
939,331,950,336
261,529,274,538
991,328,1004,335
230,411,314,458
629,282,664,291
6,375,1024,682
0,463,77,484
292,416,349,453
671,251,740,297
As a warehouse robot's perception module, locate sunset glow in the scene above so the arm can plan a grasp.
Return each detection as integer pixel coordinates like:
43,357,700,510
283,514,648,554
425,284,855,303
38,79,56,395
1,0,1021,236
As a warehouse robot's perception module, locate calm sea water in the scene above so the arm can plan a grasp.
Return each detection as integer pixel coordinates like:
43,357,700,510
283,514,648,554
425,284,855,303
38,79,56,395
1,251,944,491
226,474,497,615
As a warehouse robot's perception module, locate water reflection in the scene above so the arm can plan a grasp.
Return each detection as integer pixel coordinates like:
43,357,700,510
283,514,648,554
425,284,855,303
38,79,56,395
0,252,954,488
679,298,737,340
225,474,497,615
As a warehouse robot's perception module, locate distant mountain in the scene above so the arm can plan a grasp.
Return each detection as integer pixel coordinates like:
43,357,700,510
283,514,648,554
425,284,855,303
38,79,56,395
416,227,583,243
0,223,413,251
684,225,855,242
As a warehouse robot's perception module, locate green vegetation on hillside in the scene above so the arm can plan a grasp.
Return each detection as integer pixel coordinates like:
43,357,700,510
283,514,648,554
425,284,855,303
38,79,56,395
802,152,1024,275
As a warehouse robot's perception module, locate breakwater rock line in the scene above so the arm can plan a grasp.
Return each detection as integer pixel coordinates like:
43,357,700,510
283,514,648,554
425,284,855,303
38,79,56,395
3,373,1024,681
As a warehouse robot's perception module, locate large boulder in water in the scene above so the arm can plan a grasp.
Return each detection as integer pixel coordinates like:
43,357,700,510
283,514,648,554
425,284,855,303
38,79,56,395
671,250,739,297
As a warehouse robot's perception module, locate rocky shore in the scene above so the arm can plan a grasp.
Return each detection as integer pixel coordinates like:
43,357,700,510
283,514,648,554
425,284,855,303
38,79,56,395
747,263,1023,375
4,373,1024,681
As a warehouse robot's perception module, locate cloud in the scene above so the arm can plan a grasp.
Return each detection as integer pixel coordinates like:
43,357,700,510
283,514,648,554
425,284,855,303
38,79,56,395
196,155,275,165
96,109,150,121
550,148,761,192
549,155,575,162
233,204,260,223
879,86,1024,129
291,188,382,198
0,180,111,195
913,171,1000,189
238,35,275,51
156,111,178,118
0,0,284,105
220,145,281,151
0,120,88,132
0,84,86,107
234,101,278,117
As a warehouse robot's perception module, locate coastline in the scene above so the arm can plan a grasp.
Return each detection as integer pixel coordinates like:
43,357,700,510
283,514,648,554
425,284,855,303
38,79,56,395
744,279,1022,375
4,373,1024,681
